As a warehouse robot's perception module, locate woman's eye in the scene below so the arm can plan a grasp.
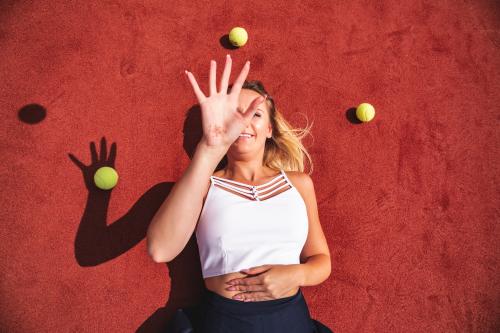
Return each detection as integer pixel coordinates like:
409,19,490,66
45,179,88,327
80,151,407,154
254,113,262,117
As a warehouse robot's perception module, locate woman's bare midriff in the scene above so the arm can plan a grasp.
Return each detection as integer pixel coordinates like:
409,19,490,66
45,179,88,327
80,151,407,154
204,271,300,301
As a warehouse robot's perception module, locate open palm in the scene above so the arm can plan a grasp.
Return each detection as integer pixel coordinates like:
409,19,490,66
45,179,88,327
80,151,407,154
185,55,265,149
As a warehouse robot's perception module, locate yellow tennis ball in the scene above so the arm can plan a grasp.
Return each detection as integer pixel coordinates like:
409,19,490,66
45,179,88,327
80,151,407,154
94,166,119,190
356,103,376,122
229,27,248,47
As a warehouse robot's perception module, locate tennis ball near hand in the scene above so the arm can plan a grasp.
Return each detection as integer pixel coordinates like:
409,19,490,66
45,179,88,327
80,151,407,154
229,27,248,47
356,103,376,122
94,166,119,190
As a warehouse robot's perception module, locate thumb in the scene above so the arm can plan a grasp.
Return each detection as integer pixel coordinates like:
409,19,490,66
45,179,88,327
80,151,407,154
240,265,272,275
242,95,266,123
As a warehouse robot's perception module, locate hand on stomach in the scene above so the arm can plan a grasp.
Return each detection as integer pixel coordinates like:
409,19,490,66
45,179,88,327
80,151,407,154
204,271,299,301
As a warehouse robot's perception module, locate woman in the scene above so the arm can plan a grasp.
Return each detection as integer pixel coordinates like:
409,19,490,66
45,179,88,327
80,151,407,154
147,54,333,332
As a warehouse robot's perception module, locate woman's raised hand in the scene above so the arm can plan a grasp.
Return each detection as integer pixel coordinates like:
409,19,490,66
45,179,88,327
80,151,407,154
185,55,265,149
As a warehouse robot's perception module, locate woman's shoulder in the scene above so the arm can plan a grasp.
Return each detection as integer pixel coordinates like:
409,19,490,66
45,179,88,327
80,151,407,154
283,170,314,190
283,170,316,204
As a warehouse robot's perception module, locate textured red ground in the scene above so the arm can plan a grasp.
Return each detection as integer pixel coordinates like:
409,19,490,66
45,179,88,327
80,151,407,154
1,1,499,332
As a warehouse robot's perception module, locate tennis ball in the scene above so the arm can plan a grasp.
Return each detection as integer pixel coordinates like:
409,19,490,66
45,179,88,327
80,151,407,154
229,27,248,47
356,103,376,122
94,166,119,190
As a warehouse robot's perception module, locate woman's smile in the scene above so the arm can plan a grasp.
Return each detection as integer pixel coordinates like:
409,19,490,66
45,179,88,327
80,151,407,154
237,134,255,140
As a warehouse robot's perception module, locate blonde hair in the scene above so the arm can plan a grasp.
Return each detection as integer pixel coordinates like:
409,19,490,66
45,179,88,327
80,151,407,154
222,80,314,175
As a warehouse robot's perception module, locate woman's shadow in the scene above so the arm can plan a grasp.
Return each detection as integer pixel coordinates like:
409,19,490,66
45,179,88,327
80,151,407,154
68,105,225,332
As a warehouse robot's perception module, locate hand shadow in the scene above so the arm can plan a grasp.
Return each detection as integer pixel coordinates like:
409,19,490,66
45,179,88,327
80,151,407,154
67,105,226,332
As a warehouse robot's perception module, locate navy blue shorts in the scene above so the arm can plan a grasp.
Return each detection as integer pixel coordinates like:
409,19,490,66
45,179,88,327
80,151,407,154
167,288,333,333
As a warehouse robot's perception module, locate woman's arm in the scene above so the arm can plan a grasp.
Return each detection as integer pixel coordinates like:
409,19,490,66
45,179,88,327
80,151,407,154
296,254,331,287
148,55,263,263
146,139,226,263
293,172,332,286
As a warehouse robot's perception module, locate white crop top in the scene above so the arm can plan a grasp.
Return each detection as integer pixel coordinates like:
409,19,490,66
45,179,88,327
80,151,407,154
195,169,309,278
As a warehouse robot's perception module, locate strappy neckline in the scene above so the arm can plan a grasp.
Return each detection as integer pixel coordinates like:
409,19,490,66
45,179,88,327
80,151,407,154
211,169,285,188
210,169,294,202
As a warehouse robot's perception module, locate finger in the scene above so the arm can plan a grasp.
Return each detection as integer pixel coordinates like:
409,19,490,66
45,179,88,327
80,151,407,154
229,60,250,99
227,284,266,292
246,291,274,302
219,54,232,94
185,70,207,103
230,276,263,286
241,95,265,123
232,291,250,301
235,291,273,302
209,59,217,96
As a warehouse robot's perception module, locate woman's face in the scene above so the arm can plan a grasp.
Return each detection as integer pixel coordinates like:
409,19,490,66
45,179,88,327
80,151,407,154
230,88,272,152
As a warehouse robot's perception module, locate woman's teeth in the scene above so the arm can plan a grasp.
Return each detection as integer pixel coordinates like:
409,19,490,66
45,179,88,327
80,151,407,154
239,134,253,138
